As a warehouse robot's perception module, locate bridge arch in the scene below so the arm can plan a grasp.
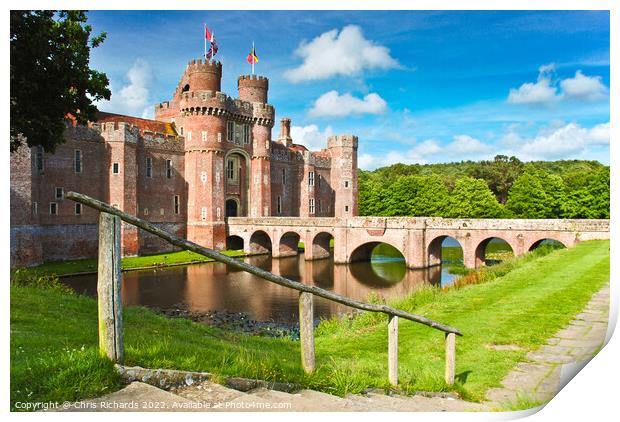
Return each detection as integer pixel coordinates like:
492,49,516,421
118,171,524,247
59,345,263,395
278,231,301,258
528,238,567,252
474,237,515,268
249,230,272,255
427,235,463,267
349,241,406,265
309,231,334,261
226,235,244,251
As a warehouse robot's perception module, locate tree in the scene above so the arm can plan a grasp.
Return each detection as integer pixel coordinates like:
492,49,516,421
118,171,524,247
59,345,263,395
411,174,450,216
10,10,110,152
506,172,551,218
445,177,508,218
471,155,523,204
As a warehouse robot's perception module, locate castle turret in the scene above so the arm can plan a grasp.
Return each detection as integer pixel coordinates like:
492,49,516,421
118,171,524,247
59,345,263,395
328,135,358,217
185,59,222,92
278,118,293,147
238,75,269,103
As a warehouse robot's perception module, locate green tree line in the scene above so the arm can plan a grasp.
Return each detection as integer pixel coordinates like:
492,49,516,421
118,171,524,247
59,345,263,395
358,155,609,219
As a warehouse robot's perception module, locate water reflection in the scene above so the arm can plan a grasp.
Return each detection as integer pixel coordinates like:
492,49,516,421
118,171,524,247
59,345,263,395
63,253,458,324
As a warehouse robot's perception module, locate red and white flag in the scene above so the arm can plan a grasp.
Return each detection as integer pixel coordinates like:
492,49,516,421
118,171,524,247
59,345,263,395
204,25,218,59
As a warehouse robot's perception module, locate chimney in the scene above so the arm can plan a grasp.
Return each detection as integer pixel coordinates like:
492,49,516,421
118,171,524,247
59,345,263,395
278,118,293,147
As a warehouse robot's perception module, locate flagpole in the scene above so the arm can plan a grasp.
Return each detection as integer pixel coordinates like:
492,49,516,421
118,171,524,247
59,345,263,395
252,41,255,75
204,24,207,60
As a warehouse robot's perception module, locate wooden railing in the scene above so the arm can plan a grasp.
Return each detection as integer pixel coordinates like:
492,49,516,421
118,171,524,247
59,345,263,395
66,191,463,386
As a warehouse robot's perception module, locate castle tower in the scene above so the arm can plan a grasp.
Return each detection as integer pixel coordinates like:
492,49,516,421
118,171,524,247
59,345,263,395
238,75,268,103
103,122,140,255
238,75,273,217
328,135,359,217
178,59,227,249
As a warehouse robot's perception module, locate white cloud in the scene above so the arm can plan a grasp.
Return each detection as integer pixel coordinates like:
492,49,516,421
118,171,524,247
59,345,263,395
560,70,608,101
509,122,610,160
507,63,559,105
97,59,153,117
448,135,491,154
508,64,608,105
290,124,334,151
358,153,376,169
284,25,400,82
309,90,387,118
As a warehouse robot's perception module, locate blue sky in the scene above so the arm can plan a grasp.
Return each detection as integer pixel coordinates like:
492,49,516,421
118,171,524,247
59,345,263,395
89,10,610,168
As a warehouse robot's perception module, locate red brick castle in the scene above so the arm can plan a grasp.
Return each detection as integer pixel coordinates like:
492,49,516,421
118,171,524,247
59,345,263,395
10,58,359,267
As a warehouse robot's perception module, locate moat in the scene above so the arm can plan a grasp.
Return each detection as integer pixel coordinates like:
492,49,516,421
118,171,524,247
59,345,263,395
62,248,459,327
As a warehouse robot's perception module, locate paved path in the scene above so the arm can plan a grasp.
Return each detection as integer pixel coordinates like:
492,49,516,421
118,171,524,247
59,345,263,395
485,284,610,407
59,284,610,412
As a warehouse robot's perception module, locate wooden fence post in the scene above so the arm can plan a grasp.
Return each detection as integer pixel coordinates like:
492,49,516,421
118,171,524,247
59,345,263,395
388,315,398,386
97,212,124,364
299,292,315,373
445,332,456,385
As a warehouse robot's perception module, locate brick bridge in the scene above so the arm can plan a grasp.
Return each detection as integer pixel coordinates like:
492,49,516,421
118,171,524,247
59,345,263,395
226,217,609,269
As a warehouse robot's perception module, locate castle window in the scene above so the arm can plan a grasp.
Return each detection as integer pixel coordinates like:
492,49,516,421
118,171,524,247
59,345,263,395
277,196,282,214
166,159,172,178
35,146,44,172
144,208,149,216
179,127,184,135
187,131,192,142
345,205,349,213
201,207,207,221
49,202,58,215
226,157,239,183
146,157,152,178
281,168,286,184
344,180,349,188
227,121,234,142
160,208,164,215
74,150,82,173
243,124,250,144
308,171,315,187
112,163,120,174
182,84,190,92
32,202,38,216
309,198,315,214
174,195,180,214
55,187,64,199
75,203,82,215
201,131,208,142
217,132,222,142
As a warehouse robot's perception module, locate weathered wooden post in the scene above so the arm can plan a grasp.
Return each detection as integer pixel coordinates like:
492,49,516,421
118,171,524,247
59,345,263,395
97,212,124,364
299,292,315,373
388,315,398,386
445,332,456,385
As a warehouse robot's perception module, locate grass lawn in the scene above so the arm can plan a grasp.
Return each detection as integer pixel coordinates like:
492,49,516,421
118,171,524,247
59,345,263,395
30,249,246,276
10,240,609,410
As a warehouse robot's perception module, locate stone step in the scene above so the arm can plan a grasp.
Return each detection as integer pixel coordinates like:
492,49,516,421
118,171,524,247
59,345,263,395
57,382,199,412
171,380,247,407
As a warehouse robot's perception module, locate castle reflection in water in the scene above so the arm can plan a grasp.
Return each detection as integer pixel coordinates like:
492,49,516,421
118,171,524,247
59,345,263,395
64,254,453,324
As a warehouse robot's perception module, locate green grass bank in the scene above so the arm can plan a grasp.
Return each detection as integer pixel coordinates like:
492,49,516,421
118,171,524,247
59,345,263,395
10,240,609,410
30,249,246,276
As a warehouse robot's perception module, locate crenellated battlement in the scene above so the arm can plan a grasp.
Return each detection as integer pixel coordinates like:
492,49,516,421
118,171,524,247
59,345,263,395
238,74,269,85
328,135,359,149
186,58,222,72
